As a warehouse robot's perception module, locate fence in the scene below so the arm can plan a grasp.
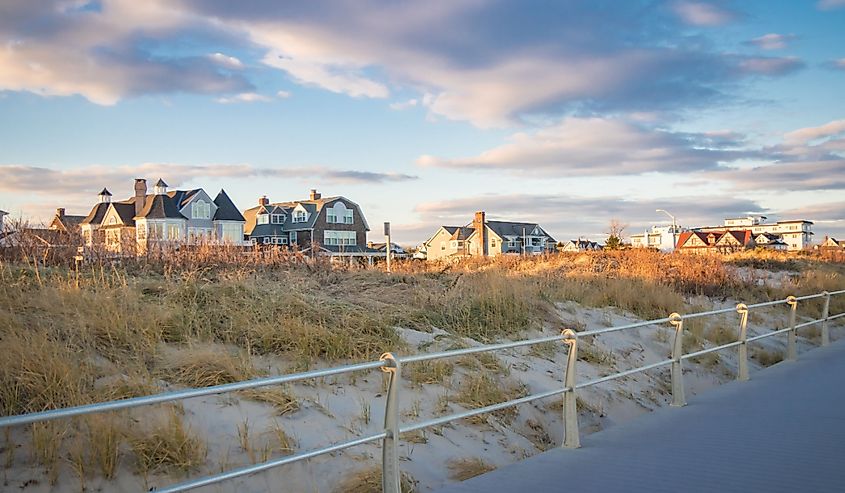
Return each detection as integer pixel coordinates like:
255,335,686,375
1,289,844,492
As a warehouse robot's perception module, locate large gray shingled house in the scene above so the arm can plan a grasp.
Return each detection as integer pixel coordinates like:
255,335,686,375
243,189,371,255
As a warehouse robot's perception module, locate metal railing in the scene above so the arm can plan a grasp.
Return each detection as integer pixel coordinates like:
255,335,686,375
1,289,844,492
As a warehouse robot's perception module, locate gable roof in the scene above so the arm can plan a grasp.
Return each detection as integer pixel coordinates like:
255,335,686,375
213,189,245,221
80,202,111,226
110,201,139,226
136,194,186,220
677,231,713,248
482,220,555,242
50,214,86,232
167,189,202,209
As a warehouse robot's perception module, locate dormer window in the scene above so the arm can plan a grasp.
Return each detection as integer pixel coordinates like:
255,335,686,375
271,213,285,224
192,200,211,219
257,213,269,225
327,202,353,224
293,210,307,223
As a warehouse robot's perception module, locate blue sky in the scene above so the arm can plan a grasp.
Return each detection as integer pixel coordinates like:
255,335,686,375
1,0,844,244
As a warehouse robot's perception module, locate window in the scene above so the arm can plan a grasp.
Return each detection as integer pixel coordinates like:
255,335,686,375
344,210,353,224
221,223,242,244
257,214,269,225
289,231,297,244
324,230,357,246
192,200,211,219
293,210,307,223
167,223,181,240
271,214,284,224
327,202,353,224
263,237,271,244
108,216,117,225
148,222,164,239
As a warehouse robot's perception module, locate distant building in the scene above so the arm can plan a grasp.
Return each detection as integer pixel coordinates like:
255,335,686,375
559,239,603,252
630,225,687,251
48,208,86,234
696,216,813,251
0,209,7,231
677,230,756,254
367,241,408,257
820,237,845,250
423,211,556,261
753,233,788,251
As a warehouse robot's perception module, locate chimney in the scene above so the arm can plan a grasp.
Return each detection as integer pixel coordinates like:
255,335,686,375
134,178,147,217
473,211,487,256
309,189,321,200
56,208,65,219
259,196,269,206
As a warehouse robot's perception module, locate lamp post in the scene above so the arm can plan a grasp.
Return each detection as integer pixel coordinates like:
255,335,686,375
656,209,677,251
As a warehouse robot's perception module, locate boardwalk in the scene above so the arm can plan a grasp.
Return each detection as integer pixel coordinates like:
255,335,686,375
436,339,845,493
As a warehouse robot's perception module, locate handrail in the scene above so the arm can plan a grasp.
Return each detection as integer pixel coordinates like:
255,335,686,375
1,290,843,493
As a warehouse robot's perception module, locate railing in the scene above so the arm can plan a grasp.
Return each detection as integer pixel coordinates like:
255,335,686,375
1,289,844,492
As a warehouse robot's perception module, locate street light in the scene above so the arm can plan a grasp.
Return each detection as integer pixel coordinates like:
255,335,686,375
655,209,677,251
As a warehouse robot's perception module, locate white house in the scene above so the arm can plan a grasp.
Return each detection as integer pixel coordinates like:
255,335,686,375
630,225,687,251
698,216,813,251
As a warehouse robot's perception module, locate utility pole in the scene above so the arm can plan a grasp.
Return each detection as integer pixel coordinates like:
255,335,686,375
522,227,527,255
384,222,392,273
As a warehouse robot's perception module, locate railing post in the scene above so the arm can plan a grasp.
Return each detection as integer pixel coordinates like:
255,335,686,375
380,353,401,493
821,291,831,347
736,303,749,382
669,313,686,407
562,329,580,449
786,296,798,361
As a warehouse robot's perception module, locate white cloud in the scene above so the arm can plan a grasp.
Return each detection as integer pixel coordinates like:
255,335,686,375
208,52,244,70
671,1,737,26
783,119,845,145
389,99,418,110
215,92,273,104
817,0,845,10
747,33,796,50
276,90,291,98
738,56,804,75
417,117,750,176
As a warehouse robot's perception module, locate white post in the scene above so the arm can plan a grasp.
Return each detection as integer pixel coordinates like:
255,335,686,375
384,222,392,274
562,329,580,448
736,303,749,381
380,353,401,493
669,313,686,407
787,296,798,361
821,291,831,347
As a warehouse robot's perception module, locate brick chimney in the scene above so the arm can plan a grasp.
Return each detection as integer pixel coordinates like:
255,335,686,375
134,178,147,217
56,207,65,219
472,211,487,256
259,196,269,206
309,189,321,200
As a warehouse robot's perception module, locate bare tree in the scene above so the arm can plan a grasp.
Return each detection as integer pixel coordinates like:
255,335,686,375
605,219,628,250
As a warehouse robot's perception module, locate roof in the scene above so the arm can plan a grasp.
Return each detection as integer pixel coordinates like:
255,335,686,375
51,214,86,232
110,201,138,226
155,178,168,187
483,220,556,242
450,227,475,240
136,194,186,220
98,188,112,196
243,195,370,235
167,189,201,208
81,202,111,226
0,209,7,215
213,189,245,221
677,231,713,248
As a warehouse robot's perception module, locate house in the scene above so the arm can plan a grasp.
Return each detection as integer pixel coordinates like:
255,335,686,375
80,178,245,253
423,211,556,261
48,208,86,234
559,239,603,252
754,233,788,251
243,189,373,257
696,216,813,251
820,237,845,250
676,230,755,254
630,225,687,251
0,209,8,231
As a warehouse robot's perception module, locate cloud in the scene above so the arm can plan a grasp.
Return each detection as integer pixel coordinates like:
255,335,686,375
828,58,845,70
671,1,738,26
215,92,273,104
783,119,845,145
0,1,806,126
738,56,805,75
276,90,291,98
745,33,796,50
389,99,419,110
412,193,768,241
208,52,244,70
0,162,419,198
418,117,753,176
817,0,845,10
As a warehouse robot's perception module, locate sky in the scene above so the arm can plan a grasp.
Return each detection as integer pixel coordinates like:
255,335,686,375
1,0,844,245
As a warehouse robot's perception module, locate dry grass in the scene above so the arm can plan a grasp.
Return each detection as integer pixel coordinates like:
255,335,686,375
158,347,260,388
454,374,527,424
332,465,417,493
130,409,206,475
405,360,454,386
448,457,496,481
239,386,300,415
753,347,784,367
